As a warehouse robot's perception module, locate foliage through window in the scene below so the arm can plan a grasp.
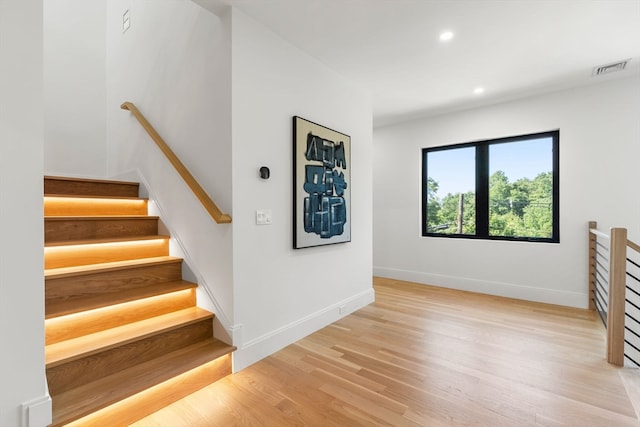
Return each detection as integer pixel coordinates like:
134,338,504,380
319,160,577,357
422,131,559,242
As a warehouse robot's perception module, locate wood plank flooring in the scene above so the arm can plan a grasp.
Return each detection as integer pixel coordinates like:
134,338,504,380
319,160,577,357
132,277,640,426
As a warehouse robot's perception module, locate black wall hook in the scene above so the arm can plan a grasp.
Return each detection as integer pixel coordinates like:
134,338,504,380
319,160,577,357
259,166,270,179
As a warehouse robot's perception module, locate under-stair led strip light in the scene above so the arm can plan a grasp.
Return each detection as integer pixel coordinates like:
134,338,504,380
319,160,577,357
44,196,147,215
62,355,231,427
45,238,167,251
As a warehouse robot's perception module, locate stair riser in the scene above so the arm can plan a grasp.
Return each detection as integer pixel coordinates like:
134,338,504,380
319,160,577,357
50,343,234,427
45,177,139,198
45,239,169,269
46,288,196,345
45,218,158,243
55,354,233,427
46,262,184,318
47,261,182,301
47,319,214,395
44,177,236,427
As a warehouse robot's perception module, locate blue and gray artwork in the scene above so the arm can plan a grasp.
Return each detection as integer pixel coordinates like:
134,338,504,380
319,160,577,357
302,132,348,238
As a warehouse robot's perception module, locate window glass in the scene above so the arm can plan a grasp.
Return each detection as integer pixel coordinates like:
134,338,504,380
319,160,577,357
426,146,475,235
489,138,553,239
422,130,559,243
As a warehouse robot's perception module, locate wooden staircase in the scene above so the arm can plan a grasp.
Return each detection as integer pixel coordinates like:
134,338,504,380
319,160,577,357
44,176,235,426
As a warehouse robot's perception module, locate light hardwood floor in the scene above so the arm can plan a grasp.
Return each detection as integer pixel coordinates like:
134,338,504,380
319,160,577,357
133,277,640,426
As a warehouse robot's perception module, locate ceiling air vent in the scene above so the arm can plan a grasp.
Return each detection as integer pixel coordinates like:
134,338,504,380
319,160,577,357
592,59,630,76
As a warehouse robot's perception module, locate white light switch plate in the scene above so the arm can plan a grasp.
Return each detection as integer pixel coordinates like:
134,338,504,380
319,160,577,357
256,209,272,225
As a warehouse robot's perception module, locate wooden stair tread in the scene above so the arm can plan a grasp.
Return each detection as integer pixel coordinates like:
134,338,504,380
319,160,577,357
50,339,235,426
46,307,213,367
45,256,182,278
45,234,168,247
45,215,156,220
45,194,147,201
43,176,236,424
46,280,197,319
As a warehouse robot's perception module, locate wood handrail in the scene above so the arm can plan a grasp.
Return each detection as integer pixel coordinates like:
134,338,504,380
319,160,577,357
628,238,640,254
590,227,640,253
121,102,231,224
589,228,609,240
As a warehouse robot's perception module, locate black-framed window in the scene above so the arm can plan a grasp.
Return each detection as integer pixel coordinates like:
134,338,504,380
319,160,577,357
422,130,559,243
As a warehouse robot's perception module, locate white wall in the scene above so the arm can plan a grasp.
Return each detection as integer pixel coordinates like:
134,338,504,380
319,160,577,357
230,9,374,370
373,76,640,309
44,0,107,178
59,0,374,371
105,0,235,339
104,3,374,370
106,0,232,211
0,1,51,426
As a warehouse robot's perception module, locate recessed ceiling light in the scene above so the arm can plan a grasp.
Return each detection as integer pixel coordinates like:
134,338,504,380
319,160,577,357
473,87,485,95
439,31,454,42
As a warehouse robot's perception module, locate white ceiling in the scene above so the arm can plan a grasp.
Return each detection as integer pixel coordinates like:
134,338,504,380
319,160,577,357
198,0,640,127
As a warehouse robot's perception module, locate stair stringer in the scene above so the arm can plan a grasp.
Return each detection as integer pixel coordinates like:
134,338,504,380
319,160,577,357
133,169,241,348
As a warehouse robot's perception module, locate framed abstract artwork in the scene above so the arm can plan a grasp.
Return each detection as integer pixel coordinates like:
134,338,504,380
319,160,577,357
293,116,351,249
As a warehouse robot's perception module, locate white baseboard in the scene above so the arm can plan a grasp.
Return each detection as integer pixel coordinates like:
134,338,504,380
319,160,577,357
21,394,51,427
232,288,375,371
373,266,587,308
